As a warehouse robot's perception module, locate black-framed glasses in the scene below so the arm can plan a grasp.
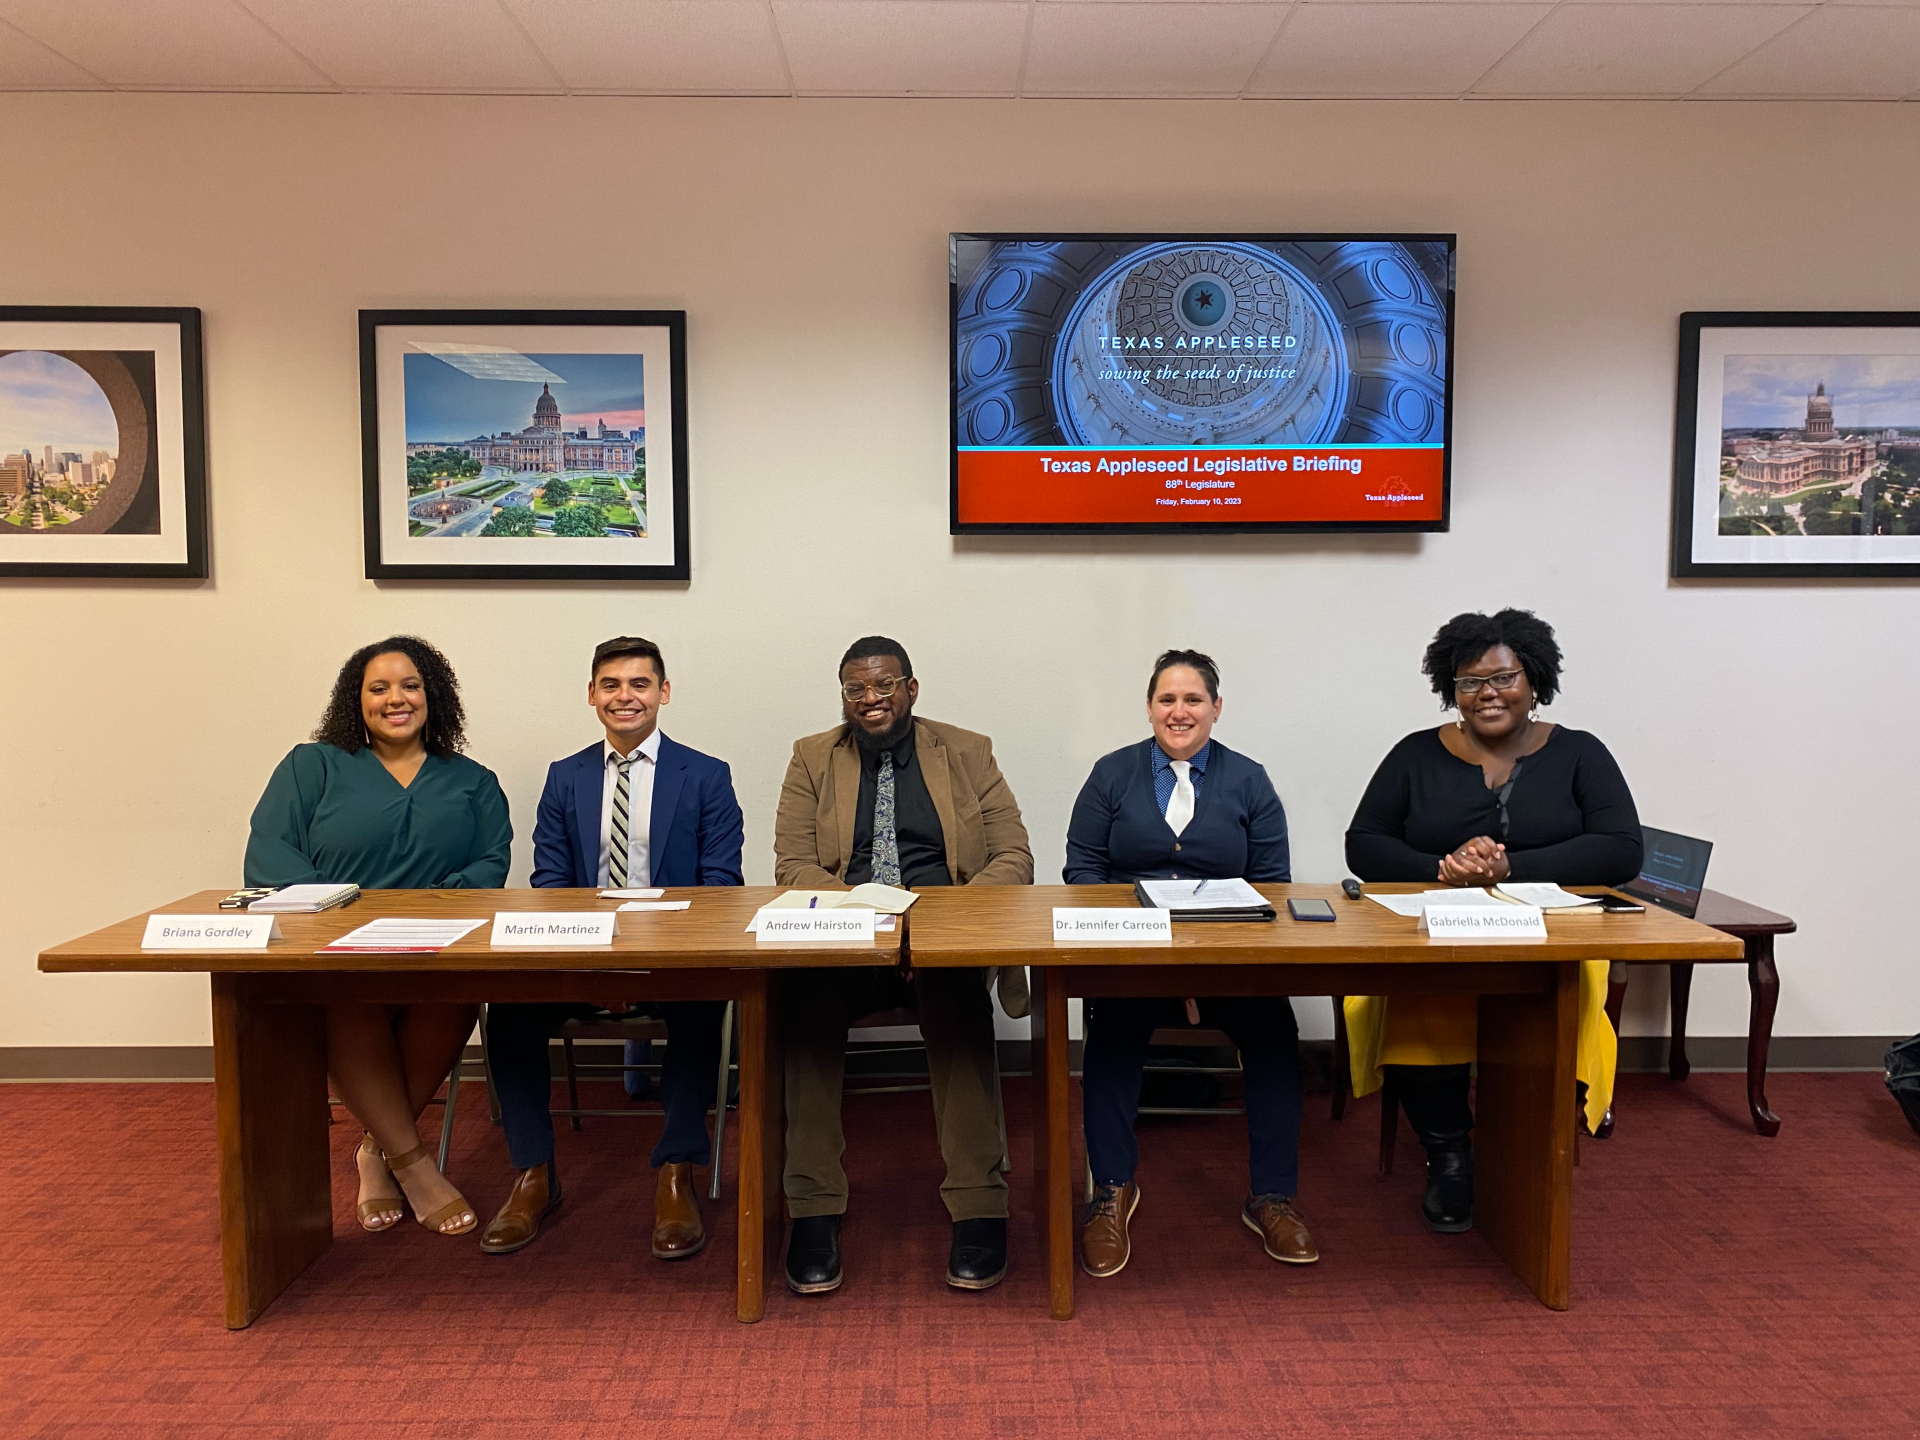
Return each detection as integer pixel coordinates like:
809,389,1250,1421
842,676,909,702
1454,669,1526,696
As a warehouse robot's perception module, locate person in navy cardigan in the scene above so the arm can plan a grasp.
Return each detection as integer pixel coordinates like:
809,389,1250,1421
1063,650,1318,1279
481,637,745,1263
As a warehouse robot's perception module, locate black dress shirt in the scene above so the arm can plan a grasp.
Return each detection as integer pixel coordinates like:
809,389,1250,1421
1345,726,1641,885
846,727,950,888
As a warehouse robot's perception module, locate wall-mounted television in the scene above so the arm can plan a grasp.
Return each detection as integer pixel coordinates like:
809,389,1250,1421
950,234,1454,534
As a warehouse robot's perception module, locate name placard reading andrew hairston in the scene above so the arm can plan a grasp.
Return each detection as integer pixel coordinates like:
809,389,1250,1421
489,913,617,947
752,909,876,942
1051,908,1173,943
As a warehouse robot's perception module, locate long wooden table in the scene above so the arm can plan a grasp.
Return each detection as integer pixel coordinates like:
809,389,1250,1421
38,886,898,1329
900,883,1745,1320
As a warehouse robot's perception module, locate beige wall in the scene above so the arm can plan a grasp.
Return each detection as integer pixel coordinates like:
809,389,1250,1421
2,93,1916,1049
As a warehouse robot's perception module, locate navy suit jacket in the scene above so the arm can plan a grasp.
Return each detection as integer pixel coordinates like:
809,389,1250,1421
531,733,744,889
1063,738,1290,885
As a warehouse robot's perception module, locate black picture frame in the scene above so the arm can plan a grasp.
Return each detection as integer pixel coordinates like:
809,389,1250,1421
359,309,689,581
0,306,208,579
948,233,1455,536
1673,311,1920,580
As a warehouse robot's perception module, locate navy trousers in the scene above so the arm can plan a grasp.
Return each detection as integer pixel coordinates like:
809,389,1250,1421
1082,994,1303,1199
486,1000,726,1171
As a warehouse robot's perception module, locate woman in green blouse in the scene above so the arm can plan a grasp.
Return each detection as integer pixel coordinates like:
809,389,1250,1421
246,636,511,1237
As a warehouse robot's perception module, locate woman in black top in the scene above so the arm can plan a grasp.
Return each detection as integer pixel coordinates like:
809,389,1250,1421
1344,609,1641,1233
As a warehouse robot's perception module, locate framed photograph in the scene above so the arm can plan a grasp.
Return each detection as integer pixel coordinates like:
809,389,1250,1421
0,306,207,579
1674,311,1920,579
360,309,688,581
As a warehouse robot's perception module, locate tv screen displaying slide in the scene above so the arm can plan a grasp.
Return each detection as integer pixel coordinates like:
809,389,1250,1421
950,234,1454,533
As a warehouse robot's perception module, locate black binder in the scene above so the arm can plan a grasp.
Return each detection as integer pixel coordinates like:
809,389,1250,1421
1131,880,1276,923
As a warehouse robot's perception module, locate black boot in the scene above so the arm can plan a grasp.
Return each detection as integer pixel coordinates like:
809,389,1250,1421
1388,1063,1475,1234
1419,1134,1474,1233
947,1217,1008,1291
785,1214,843,1294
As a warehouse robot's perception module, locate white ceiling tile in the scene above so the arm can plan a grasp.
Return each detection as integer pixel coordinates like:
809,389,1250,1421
1024,1,1290,94
1697,4,1920,94
1474,3,1807,94
502,0,790,93
775,2,1026,94
1248,3,1549,94
240,0,560,92
0,18,105,87
0,0,330,88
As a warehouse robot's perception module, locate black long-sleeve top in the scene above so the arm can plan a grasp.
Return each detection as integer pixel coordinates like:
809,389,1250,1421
1344,726,1642,886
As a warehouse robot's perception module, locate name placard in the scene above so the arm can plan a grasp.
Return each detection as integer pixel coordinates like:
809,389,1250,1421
753,908,876,942
141,914,282,951
1422,904,1547,939
1052,908,1173,943
489,913,617,947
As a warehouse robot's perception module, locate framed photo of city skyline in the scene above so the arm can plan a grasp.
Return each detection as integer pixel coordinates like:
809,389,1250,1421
1674,311,1920,579
0,306,208,579
360,309,689,581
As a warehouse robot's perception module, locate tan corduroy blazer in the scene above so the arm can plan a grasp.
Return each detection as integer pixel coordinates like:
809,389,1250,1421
773,716,1034,1015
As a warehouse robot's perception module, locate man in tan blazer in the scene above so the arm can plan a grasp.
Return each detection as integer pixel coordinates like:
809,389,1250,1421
774,635,1033,1297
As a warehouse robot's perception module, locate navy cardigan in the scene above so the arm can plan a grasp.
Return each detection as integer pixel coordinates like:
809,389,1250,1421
1063,738,1291,885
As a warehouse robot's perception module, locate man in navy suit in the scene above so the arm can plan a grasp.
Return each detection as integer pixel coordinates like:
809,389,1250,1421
481,636,745,1262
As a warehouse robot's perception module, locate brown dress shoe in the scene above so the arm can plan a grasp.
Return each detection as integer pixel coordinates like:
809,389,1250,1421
1243,1194,1319,1264
1080,1182,1140,1278
480,1160,560,1255
652,1162,706,1260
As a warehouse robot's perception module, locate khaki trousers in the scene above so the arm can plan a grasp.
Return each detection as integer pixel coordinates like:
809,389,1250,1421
781,965,1009,1221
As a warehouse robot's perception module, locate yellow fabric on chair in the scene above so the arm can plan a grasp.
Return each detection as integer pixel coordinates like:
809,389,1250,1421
1344,959,1616,1132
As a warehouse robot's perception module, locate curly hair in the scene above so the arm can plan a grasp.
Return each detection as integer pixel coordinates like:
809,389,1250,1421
1420,609,1562,710
1148,648,1221,701
312,635,468,757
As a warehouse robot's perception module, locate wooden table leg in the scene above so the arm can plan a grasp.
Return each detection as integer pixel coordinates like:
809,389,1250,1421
1746,940,1782,1137
734,970,783,1323
1474,962,1578,1311
212,974,331,1330
1668,962,1695,1082
1030,966,1075,1321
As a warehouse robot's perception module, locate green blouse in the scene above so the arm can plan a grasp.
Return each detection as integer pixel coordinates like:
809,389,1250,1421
245,742,512,890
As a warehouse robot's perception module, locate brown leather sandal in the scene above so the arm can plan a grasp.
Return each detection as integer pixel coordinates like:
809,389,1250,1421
385,1143,478,1236
355,1133,403,1233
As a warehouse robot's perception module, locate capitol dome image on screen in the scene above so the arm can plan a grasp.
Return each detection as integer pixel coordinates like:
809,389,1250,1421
952,236,1451,451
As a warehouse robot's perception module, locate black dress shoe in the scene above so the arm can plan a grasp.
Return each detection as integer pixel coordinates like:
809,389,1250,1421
947,1217,1008,1291
786,1215,843,1295
1421,1147,1474,1233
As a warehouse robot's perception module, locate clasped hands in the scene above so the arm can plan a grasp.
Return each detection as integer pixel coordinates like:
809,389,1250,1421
1437,835,1509,886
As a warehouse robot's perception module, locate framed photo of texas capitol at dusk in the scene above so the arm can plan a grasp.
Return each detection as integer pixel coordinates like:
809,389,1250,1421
1673,311,1920,579
360,309,689,581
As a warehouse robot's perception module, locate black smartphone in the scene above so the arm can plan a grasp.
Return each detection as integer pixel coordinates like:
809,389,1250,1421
1596,895,1644,913
1287,898,1337,922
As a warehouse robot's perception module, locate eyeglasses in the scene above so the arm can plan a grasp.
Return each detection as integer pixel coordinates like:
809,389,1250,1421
842,676,909,702
1454,670,1526,696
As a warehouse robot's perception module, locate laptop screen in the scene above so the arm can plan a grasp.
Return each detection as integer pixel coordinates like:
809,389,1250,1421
1623,827,1713,917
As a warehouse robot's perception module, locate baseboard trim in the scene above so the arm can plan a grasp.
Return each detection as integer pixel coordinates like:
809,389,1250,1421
0,1035,1901,1082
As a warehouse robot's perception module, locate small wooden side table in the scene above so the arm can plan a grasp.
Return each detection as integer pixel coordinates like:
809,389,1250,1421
1603,888,1796,1136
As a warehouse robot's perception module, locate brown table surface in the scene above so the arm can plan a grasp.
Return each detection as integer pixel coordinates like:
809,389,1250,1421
902,883,1747,966
37,886,900,973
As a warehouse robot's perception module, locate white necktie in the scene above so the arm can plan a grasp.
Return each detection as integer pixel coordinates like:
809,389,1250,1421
1165,759,1195,837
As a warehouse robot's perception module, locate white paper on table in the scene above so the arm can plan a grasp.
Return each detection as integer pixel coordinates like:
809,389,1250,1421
760,884,919,914
1135,877,1266,910
1494,883,1600,910
320,917,487,951
1418,888,1510,906
600,888,665,900
616,900,693,912
1363,893,1430,918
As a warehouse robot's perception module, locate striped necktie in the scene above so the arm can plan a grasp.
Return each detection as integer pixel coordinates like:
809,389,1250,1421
872,752,902,886
609,752,636,887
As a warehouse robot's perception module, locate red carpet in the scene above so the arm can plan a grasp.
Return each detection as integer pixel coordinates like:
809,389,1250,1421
5,1071,1918,1438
